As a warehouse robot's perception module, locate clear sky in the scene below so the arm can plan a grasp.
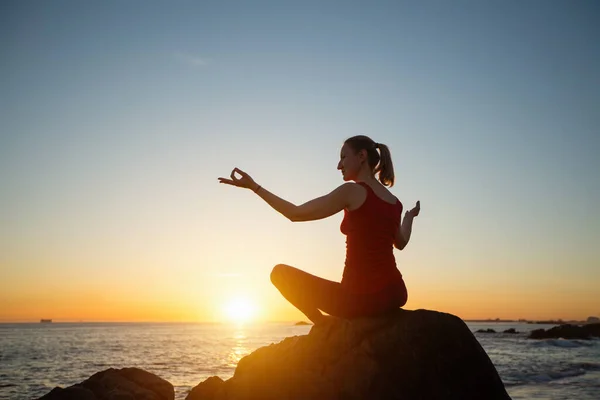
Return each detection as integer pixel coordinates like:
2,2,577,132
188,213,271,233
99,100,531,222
1,1,599,322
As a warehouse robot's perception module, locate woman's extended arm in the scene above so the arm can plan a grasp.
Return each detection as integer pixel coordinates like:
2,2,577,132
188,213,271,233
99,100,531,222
255,184,352,222
218,168,352,222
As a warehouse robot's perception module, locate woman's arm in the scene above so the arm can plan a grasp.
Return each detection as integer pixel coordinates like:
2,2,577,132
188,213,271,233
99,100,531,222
218,168,353,222
395,201,420,250
395,214,413,250
256,183,353,222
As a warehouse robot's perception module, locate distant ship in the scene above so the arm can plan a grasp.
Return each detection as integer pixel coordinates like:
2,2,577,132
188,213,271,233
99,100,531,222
40,319,52,323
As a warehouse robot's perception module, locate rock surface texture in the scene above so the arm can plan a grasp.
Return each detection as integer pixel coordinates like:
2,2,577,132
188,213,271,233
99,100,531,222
187,309,511,400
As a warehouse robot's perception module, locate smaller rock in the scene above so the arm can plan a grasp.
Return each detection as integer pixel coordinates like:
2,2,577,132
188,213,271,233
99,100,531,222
186,376,225,400
294,321,311,326
529,324,590,340
584,322,600,337
476,328,496,333
38,368,174,400
503,328,518,334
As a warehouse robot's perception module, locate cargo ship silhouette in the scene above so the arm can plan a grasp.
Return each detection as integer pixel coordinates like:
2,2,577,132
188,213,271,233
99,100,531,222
40,319,52,323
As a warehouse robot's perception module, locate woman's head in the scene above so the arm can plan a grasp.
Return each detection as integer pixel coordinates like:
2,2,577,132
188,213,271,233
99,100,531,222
338,135,395,187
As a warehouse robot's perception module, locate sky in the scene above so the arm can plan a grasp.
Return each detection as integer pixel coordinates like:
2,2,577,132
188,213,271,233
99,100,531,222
1,1,599,323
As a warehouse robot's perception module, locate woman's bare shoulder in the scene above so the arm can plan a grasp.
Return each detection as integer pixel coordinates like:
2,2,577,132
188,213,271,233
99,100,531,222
342,182,368,211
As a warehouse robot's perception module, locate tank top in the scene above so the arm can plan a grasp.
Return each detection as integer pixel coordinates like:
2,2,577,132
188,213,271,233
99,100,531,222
340,182,403,293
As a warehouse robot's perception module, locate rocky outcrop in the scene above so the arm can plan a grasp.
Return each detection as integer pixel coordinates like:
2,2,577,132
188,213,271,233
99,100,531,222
588,323,600,336
475,328,519,334
476,328,496,333
294,321,312,326
187,309,511,400
529,323,600,340
38,367,173,400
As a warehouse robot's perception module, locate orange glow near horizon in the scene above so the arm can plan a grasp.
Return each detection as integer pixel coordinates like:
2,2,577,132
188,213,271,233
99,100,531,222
1,276,599,323
1,242,598,323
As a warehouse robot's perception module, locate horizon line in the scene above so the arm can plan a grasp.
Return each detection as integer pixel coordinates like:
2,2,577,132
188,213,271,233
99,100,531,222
1,317,596,324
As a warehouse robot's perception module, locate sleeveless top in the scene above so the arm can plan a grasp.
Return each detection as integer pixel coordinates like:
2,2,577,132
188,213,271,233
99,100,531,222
340,182,404,293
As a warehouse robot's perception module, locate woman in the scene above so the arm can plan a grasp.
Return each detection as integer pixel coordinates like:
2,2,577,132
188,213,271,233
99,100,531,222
218,135,420,325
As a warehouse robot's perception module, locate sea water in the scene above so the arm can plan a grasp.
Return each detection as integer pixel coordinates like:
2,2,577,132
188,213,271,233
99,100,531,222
0,322,599,399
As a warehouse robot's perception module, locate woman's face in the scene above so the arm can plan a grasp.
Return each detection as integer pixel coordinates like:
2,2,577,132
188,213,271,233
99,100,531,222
337,143,365,181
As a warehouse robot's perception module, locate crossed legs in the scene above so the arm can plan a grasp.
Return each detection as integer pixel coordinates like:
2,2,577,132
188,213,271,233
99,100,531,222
270,264,406,324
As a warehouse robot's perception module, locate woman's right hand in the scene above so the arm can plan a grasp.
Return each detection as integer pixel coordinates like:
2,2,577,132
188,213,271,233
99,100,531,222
218,168,259,191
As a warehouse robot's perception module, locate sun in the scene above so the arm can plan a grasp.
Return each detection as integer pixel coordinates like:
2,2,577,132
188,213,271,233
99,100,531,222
223,297,257,323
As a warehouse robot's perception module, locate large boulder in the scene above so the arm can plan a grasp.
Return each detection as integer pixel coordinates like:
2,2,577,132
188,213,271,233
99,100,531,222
38,367,174,400
187,309,511,400
529,323,600,339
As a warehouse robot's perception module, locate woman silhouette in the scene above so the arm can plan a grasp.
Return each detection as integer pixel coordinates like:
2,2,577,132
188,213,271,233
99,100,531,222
218,135,420,325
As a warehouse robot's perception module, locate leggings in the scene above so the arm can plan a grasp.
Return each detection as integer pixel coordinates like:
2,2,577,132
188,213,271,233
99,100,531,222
270,264,408,322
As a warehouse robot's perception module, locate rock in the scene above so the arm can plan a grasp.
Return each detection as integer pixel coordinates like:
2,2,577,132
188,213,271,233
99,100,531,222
476,328,496,333
294,321,312,326
38,386,96,400
585,323,600,337
503,329,518,334
187,309,510,400
187,377,225,399
38,367,174,400
528,323,600,340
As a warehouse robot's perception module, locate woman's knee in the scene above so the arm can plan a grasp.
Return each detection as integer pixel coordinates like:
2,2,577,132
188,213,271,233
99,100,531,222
270,264,291,286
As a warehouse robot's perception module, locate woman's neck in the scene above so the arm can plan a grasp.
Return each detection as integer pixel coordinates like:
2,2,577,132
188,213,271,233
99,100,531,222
355,170,377,185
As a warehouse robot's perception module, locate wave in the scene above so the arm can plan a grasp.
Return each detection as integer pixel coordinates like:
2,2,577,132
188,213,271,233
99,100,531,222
529,338,598,348
507,369,586,386
0,384,17,388
506,362,600,387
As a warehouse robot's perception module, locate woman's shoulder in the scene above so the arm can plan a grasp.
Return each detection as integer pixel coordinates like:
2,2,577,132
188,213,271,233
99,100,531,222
336,182,370,193
341,182,369,211
334,182,367,194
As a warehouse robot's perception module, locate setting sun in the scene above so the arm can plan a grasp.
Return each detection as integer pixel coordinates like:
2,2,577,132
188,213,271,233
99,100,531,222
223,297,257,323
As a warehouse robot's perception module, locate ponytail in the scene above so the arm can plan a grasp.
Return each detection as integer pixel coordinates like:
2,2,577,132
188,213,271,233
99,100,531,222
374,142,395,187
344,135,395,187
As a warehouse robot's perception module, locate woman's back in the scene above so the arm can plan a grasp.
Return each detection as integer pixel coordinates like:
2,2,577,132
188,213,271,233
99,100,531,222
340,182,403,293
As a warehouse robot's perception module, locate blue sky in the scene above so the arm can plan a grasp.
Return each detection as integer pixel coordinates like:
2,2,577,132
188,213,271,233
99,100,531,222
1,1,599,321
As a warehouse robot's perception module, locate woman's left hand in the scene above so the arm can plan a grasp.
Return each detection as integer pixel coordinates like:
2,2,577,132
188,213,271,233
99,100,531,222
406,200,420,218
218,168,259,191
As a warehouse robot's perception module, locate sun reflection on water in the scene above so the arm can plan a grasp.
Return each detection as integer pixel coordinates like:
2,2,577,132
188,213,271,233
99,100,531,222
227,328,250,367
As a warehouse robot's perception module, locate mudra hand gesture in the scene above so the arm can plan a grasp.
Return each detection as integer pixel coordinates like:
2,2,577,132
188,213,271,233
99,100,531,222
218,168,260,192
406,200,420,218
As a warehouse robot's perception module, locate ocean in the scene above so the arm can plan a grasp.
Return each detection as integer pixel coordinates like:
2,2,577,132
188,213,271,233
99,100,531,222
1,321,599,400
